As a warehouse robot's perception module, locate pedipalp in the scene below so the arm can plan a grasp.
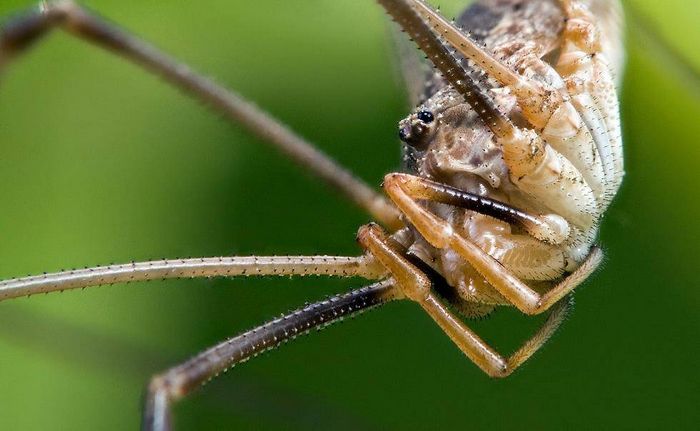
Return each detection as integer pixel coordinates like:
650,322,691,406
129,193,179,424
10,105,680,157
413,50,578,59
383,173,604,315
357,223,573,377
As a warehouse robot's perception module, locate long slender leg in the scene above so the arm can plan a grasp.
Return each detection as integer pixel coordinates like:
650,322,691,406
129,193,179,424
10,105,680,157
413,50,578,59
0,255,387,301
143,280,397,431
383,173,603,315
357,223,572,377
0,1,401,229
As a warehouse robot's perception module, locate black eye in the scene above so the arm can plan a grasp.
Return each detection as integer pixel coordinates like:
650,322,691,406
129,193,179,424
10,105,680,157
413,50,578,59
417,110,434,124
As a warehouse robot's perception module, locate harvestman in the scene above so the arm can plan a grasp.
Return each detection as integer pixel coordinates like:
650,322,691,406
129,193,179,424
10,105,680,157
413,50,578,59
0,0,624,429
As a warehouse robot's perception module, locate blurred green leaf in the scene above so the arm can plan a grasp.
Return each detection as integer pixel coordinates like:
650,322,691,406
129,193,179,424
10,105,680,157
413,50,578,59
0,1,697,430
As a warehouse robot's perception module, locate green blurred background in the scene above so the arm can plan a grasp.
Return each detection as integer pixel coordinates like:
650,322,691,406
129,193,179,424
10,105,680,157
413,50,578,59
0,0,697,429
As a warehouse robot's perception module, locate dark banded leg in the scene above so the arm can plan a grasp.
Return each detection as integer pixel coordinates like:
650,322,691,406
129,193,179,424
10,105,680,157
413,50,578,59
357,223,572,378
0,1,401,229
143,280,397,431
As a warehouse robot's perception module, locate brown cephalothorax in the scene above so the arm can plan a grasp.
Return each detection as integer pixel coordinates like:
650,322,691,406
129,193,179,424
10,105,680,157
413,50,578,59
0,1,623,429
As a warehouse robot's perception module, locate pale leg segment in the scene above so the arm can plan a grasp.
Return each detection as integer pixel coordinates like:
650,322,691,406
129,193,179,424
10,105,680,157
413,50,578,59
0,255,387,301
383,173,603,315
357,223,573,377
0,1,401,229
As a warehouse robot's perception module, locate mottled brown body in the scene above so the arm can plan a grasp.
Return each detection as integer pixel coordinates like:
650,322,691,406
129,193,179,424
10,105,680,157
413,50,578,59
396,0,623,316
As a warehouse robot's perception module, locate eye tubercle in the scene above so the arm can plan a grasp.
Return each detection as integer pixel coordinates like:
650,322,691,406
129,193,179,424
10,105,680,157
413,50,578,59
417,110,434,123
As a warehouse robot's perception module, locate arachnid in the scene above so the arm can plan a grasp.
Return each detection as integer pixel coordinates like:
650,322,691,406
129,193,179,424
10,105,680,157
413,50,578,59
0,0,624,429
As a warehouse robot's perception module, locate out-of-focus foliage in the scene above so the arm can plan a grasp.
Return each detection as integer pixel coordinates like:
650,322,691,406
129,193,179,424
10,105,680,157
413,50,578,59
0,1,697,429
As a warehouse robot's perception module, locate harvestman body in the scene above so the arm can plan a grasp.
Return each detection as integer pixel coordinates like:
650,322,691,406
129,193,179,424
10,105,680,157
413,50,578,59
0,0,624,429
